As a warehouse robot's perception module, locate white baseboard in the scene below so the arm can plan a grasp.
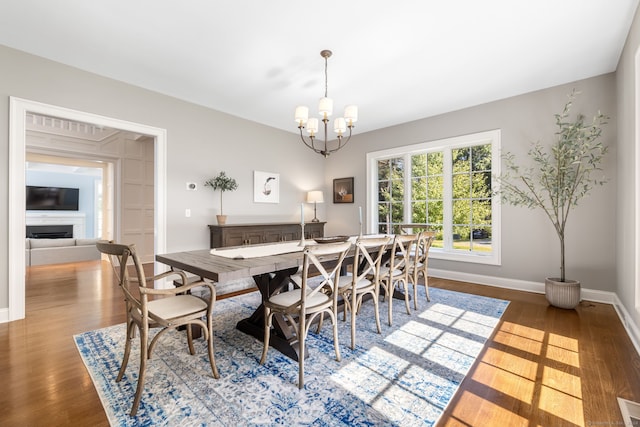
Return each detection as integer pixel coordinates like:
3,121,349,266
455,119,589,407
612,295,640,357
429,268,640,356
0,307,9,323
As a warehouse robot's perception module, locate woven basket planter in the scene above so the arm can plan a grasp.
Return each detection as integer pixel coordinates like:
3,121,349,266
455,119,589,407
545,278,581,309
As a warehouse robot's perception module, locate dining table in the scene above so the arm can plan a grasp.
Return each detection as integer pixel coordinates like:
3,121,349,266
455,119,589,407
156,240,345,361
155,235,405,362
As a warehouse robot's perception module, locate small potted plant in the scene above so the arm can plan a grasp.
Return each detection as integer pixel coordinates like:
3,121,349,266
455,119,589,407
205,171,238,225
495,90,608,309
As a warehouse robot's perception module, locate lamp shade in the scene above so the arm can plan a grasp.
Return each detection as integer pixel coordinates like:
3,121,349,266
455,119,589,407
318,97,333,117
295,106,309,124
306,118,319,135
306,190,324,203
344,105,358,123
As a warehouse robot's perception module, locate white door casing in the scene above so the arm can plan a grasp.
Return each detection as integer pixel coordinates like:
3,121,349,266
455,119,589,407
7,97,167,322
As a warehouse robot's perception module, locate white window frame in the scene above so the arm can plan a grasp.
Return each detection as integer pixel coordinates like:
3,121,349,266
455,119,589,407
366,129,502,266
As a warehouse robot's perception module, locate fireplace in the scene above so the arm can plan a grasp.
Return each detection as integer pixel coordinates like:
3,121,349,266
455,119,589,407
26,225,73,239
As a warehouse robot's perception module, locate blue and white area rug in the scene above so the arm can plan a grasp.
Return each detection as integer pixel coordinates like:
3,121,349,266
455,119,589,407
74,287,509,426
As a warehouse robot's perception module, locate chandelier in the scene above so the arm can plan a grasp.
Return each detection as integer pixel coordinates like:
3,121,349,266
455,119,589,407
294,50,358,157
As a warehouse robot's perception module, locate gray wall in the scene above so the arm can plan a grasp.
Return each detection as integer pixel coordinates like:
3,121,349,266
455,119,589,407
616,6,640,332
0,44,326,309
325,74,617,293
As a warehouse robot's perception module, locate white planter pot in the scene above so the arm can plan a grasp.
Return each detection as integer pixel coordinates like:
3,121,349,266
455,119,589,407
545,277,581,309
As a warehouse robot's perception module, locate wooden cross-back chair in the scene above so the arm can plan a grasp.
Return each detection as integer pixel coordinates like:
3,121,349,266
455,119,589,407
378,233,418,326
96,241,220,416
259,240,351,389
397,225,436,307
407,231,436,306
338,236,391,349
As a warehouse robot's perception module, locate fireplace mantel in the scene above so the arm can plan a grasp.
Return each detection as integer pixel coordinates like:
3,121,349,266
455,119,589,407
25,212,86,239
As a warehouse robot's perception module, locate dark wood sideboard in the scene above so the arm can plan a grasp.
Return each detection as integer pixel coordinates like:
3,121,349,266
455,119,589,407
208,222,325,248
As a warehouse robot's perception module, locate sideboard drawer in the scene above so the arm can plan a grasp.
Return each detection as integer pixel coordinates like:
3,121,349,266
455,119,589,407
209,222,325,249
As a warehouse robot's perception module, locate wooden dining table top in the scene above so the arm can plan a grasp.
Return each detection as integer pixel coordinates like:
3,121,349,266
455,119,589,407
156,247,305,283
155,234,393,284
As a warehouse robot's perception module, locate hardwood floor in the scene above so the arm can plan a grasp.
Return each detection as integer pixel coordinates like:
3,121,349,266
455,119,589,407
1,261,639,426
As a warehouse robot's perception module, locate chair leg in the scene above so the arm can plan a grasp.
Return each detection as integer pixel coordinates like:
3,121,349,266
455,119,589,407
388,280,393,326
424,271,431,302
205,317,220,379
412,271,419,310
372,290,382,335
130,325,149,416
186,324,196,355
342,293,348,321
331,310,341,362
402,279,411,315
260,308,272,365
350,292,357,350
316,312,324,334
298,314,306,389
116,320,135,383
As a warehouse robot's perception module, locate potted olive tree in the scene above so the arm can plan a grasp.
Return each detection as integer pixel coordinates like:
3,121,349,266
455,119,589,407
205,171,238,225
495,91,608,309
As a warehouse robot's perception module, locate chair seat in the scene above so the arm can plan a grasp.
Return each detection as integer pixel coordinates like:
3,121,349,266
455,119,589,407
267,288,330,310
148,294,207,319
378,266,404,278
338,276,372,292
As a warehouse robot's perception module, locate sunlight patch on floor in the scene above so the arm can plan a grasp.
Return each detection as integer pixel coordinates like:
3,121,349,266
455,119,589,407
419,303,464,326
542,366,582,399
492,330,543,356
453,319,585,426
499,321,545,342
329,346,447,424
539,384,584,425
483,347,539,381
471,361,535,403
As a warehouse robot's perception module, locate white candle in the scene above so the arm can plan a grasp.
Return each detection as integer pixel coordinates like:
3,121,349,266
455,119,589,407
359,206,363,225
300,203,304,225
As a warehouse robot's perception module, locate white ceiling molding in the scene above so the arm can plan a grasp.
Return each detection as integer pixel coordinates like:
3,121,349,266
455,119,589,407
26,113,120,142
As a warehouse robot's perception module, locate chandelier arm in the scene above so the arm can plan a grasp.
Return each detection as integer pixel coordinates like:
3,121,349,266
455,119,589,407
299,127,330,156
298,127,320,152
325,126,353,155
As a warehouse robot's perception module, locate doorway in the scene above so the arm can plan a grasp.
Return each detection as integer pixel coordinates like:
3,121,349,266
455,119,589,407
8,97,168,321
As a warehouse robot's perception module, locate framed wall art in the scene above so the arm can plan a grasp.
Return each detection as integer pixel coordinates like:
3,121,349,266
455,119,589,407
333,177,354,203
254,171,280,203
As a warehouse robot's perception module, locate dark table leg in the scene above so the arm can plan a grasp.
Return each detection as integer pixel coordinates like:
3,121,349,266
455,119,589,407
236,266,304,361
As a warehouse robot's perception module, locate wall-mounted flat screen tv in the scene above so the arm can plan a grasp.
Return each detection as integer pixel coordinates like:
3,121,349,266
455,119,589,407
26,186,79,211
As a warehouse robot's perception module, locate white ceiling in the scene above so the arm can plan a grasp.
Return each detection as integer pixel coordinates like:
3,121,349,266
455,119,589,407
1,1,638,135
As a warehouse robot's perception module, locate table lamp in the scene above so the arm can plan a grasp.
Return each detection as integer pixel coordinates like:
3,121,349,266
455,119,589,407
306,190,324,223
